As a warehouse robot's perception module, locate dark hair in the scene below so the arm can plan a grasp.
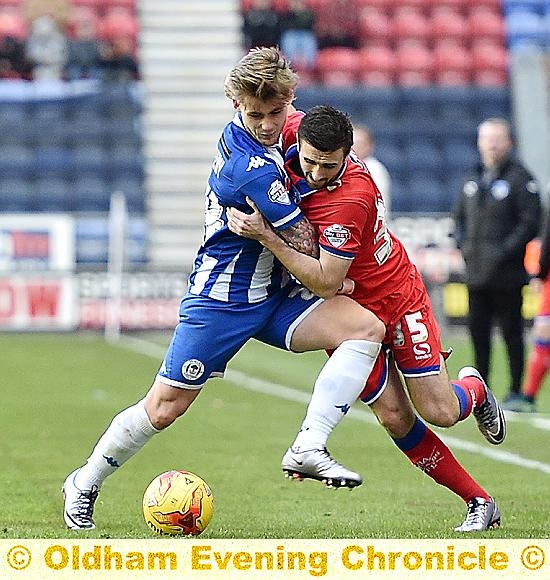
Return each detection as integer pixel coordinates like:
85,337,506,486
298,105,354,156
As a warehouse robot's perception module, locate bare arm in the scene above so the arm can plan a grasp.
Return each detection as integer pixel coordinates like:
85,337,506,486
227,198,352,298
279,216,320,258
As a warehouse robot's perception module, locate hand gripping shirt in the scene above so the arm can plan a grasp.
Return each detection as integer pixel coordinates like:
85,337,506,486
187,112,303,303
282,111,422,326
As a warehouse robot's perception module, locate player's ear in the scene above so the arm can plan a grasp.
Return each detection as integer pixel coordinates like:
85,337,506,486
232,99,240,110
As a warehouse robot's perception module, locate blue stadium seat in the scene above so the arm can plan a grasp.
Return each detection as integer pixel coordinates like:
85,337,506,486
0,178,33,211
407,172,448,213
0,102,28,129
506,10,547,47
359,86,400,122
295,87,365,117
32,177,73,212
442,140,479,173
34,147,74,174
402,140,442,172
0,145,34,173
474,87,511,119
374,142,403,174
109,175,145,214
74,175,112,212
503,0,546,15
390,179,413,213
72,144,109,173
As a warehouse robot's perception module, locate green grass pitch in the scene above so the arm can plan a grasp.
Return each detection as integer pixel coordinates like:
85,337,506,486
1,330,549,539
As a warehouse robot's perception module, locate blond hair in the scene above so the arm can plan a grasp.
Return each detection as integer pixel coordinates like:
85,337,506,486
224,47,298,103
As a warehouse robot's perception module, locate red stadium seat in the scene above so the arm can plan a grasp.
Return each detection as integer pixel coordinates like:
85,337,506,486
359,6,393,45
395,39,434,85
471,40,508,71
356,0,391,9
430,6,469,42
392,5,431,43
473,68,508,86
271,0,289,12
426,0,466,10
0,6,27,39
358,45,396,85
103,0,137,8
67,6,100,38
464,0,502,10
316,47,360,86
98,6,138,41
467,7,506,42
433,40,472,85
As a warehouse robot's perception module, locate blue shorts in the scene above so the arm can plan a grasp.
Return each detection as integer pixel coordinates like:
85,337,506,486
157,284,323,388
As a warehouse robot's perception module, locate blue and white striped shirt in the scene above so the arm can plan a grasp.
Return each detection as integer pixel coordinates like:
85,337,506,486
187,113,303,303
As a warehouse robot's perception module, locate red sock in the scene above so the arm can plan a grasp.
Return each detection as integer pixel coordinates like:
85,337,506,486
523,342,550,399
393,418,490,502
452,376,487,421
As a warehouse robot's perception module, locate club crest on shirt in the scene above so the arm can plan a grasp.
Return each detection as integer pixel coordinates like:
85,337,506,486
267,179,291,205
323,224,350,248
182,359,205,381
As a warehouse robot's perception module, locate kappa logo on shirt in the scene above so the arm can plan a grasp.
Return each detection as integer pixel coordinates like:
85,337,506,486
246,156,268,171
323,224,351,248
267,179,291,205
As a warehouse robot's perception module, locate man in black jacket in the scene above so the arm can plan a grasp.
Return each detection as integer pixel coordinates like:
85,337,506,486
453,117,541,410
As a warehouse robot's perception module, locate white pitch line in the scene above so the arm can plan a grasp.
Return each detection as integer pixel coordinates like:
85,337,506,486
117,335,550,475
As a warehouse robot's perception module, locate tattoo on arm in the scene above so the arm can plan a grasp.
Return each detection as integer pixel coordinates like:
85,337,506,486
279,217,319,258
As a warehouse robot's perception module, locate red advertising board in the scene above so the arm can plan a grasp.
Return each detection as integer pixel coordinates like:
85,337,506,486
0,275,77,330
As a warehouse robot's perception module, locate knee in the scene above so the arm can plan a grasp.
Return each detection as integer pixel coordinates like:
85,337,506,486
354,312,385,343
417,402,456,428
146,397,190,430
376,406,415,439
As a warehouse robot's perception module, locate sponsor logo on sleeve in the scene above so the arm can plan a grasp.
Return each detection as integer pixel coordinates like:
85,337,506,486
323,224,351,248
267,180,291,205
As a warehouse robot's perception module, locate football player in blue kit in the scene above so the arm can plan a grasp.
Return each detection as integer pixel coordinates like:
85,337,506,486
62,47,385,531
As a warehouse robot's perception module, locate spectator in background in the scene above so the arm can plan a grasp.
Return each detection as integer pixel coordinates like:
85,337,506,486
453,117,541,410
25,14,68,80
0,35,28,79
99,37,138,83
279,0,317,71
242,0,281,51
65,17,101,80
315,0,360,49
518,202,550,412
353,123,392,215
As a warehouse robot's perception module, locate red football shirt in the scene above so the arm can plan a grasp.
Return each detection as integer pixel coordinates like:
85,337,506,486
283,111,422,326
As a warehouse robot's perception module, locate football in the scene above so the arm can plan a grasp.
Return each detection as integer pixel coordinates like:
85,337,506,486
143,470,214,536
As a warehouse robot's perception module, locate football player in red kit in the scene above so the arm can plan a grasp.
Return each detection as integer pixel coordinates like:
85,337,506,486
228,105,507,532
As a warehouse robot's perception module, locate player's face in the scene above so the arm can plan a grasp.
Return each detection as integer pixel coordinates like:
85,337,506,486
237,96,290,147
298,139,345,190
477,122,512,169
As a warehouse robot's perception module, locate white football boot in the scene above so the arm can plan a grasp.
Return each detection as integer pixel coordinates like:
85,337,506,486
281,446,363,488
455,496,501,532
459,366,506,445
62,469,99,530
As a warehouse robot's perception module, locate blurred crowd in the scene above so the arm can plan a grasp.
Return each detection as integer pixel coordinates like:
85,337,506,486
0,0,139,82
242,0,356,74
